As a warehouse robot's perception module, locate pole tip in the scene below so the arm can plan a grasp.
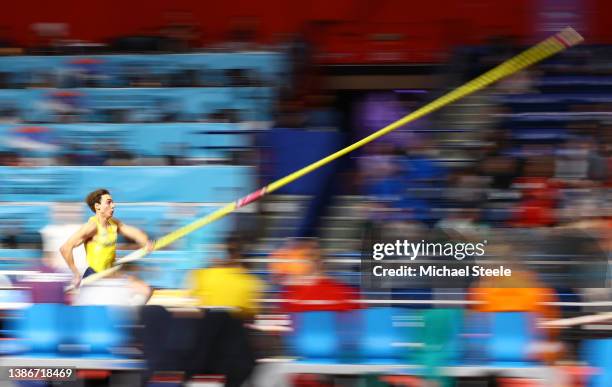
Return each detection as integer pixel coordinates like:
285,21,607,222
555,27,584,48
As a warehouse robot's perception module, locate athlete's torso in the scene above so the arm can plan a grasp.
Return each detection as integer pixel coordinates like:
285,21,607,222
84,216,118,272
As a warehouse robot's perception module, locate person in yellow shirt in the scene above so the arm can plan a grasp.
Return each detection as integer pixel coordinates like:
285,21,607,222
188,235,264,318
60,188,153,301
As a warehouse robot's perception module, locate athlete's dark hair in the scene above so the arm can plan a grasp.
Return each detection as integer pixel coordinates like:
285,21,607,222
85,189,110,213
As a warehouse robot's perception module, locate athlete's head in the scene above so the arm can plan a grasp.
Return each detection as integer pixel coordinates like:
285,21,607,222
86,188,114,218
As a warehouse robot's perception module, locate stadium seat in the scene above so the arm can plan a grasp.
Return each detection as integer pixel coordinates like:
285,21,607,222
412,308,463,387
461,311,489,365
290,311,340,363
18,303,63,356
77,305,127,357
583,339,612,387
489,312,536,366
357,307,401,364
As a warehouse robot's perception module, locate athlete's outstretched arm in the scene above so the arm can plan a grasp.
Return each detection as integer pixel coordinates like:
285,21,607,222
60,221,96,287
116,220,154,252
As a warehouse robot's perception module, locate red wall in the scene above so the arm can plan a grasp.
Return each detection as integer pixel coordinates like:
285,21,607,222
1,0,609,63
0,0,360,45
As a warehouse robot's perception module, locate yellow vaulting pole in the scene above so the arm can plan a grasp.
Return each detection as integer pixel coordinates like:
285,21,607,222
75,27,583,289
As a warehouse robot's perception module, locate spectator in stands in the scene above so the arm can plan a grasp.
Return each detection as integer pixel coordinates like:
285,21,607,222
62,58,106,88
436,207,489,240
584,137,608,181
0,230,18,249
479,146,522,190
273,239,360,313
555,137,597,182
562,221,612,317
189,234,263,317
0,151,22,166
103,140,136,166
468,242,562,363
445,168,488,209
377,141,447,225
0,106,21,124
359,142,398,189
45,90,87,123
182,234,262,386
511,154,559,227
269,238,327,285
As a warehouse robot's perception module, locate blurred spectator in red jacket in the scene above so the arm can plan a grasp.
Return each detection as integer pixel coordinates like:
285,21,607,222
271,238,360,313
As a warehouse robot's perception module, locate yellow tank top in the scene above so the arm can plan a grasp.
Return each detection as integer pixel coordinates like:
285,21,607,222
85,216,118,272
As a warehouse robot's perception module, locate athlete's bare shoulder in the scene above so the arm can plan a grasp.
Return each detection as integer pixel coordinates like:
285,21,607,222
82,219,97,233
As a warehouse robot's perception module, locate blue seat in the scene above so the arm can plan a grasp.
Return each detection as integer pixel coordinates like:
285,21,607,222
77,305,127,358
18,304,64,356
58,304,81,356
489,312,536,366
583,339,612,387
289,311,340,363
357,307,401,364
461,311,489,365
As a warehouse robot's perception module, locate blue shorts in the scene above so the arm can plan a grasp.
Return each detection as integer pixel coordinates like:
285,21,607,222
82,267,97,279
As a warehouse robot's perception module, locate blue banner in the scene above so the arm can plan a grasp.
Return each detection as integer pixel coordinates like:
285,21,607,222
0,166,255,202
